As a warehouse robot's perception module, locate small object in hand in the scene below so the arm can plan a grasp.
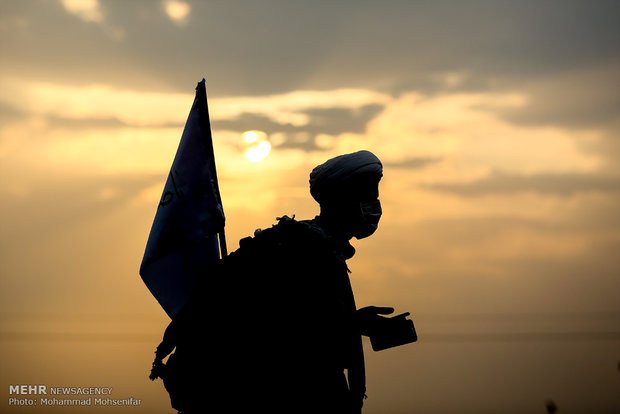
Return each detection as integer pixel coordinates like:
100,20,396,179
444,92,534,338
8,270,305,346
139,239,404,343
369,312,417,351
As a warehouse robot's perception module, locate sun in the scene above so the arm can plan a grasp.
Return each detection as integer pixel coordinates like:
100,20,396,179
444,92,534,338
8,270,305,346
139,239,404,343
242,130,272,162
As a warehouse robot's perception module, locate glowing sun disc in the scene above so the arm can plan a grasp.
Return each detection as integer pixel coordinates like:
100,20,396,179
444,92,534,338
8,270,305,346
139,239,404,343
242,130,271,162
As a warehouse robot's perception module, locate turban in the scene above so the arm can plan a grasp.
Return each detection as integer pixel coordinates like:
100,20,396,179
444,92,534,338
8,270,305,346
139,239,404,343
309,150,383,204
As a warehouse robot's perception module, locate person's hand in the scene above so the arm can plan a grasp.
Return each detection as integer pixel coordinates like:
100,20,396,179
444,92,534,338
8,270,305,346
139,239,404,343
356,306,394,336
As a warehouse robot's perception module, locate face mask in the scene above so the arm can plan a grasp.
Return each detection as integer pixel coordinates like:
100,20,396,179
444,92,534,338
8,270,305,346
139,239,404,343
354,199,382,239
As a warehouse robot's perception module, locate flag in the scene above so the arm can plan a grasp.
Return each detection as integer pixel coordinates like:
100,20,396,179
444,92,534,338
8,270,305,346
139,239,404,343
140,79,226,318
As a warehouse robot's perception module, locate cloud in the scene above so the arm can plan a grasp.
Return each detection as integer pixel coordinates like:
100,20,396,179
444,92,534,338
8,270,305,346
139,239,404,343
213,104,385,151
0,76,605,191
302,105,384,135
0,77,389,126
424,170,620,196
0,101,26,125
2,1,617,102
60,0,103,23
57,0,125,40
1,2,617,174
489,63,620,130
163,0,190,25
383,157,441,170
0,78,391,155
364,91,601,177
211,88,391,125
0,78,192,126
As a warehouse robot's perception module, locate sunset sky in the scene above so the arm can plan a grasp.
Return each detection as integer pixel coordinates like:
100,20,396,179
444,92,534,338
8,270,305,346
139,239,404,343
1,1,619,413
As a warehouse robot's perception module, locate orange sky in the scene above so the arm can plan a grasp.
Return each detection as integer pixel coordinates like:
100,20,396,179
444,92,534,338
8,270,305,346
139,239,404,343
1,1,619,413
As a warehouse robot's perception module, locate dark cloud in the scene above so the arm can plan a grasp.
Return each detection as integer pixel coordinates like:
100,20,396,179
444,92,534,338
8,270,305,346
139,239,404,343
383,157,441,170
214,113,320,151
213,104,384,150
0,101,27,125
483,64,620,130
302,105,384,135
594,126,620,172
498,89,620,130
214,113,297,135
273,133,321,152
2,1,618,98
424,170,620,196
214,104,383,135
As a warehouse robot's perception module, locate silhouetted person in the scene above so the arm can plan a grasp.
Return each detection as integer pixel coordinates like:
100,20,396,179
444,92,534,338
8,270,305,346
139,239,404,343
151,150,393,413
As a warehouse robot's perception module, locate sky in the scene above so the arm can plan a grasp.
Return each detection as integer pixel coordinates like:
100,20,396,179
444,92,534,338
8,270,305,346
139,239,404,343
1,0,619,413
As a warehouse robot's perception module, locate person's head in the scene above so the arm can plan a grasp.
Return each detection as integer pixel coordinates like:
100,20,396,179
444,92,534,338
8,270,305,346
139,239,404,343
309,150,383,240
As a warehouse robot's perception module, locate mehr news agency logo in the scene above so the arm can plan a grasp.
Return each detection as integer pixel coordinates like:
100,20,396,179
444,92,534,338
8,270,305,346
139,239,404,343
8,384,142,407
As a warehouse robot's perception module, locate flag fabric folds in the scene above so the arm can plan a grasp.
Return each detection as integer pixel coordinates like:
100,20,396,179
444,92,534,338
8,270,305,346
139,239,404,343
140,79,225,319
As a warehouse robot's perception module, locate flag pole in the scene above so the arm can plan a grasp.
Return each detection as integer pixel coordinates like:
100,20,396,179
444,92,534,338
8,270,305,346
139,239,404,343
219,231,228,258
